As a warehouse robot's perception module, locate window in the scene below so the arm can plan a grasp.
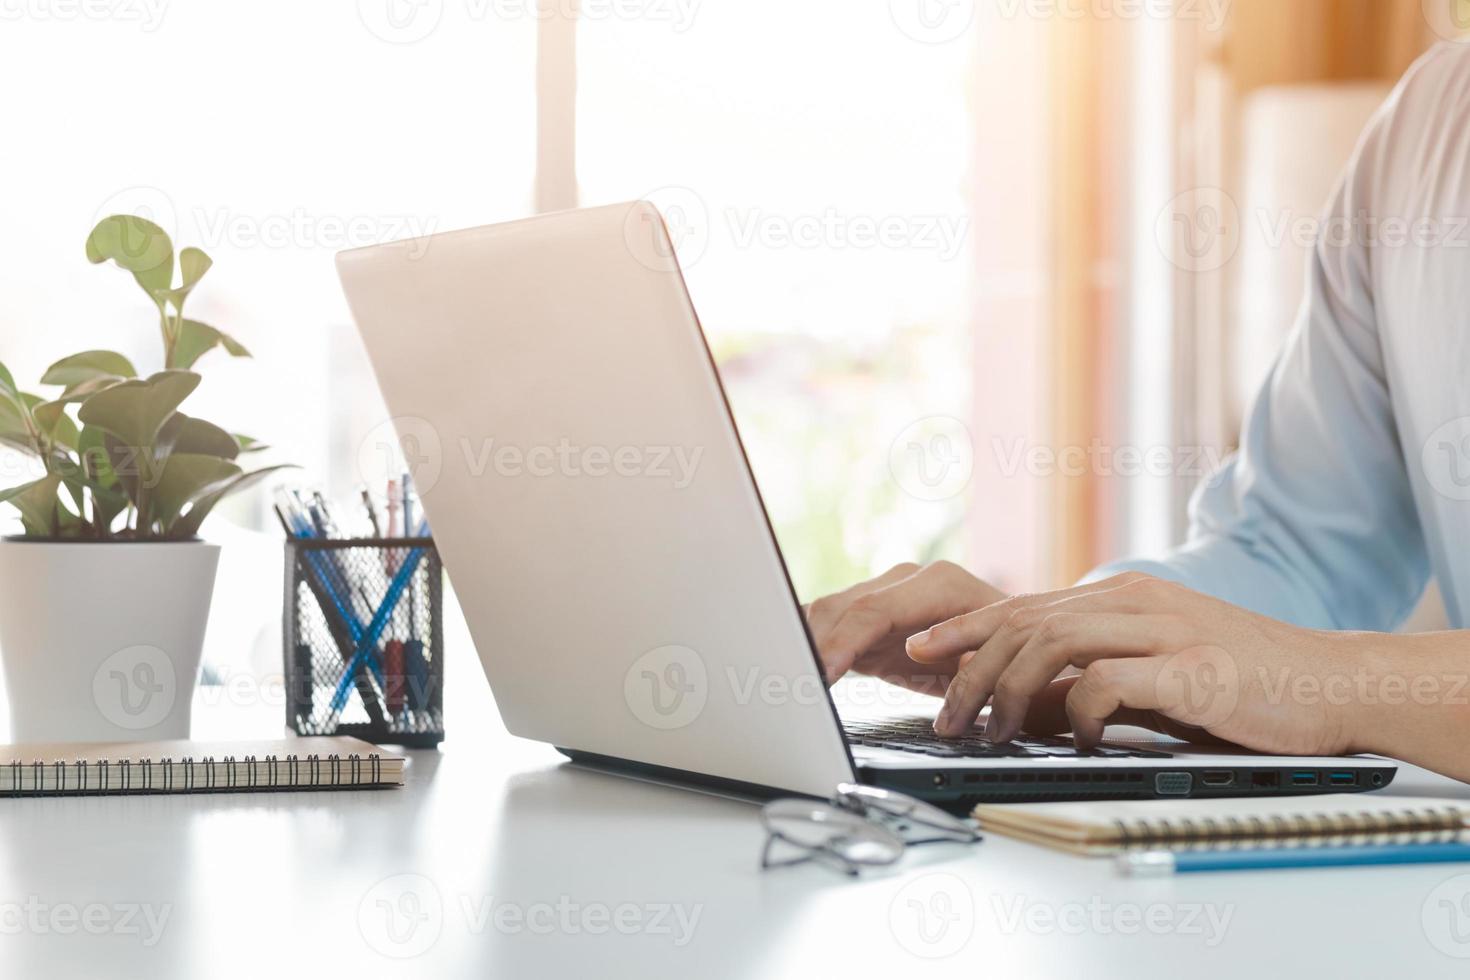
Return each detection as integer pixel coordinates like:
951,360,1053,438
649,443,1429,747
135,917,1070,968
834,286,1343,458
577,2,974,597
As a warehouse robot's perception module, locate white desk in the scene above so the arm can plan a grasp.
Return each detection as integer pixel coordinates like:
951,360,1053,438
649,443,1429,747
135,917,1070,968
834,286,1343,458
4,638,1470,979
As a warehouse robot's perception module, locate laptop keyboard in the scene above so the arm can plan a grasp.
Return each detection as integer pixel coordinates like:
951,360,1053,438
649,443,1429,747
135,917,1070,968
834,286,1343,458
843,717,1173,759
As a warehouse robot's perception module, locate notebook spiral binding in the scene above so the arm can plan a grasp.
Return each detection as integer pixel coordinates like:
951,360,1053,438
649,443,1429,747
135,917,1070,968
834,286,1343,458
1111,805,1468,851
3,752,386,796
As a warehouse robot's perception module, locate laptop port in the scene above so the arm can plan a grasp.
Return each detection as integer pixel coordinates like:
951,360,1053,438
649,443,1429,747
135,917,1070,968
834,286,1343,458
1154,772,1192,795
1328,771,1357,787
1251,771,1279,788
1291,771,1319,787
1201,770,1234,787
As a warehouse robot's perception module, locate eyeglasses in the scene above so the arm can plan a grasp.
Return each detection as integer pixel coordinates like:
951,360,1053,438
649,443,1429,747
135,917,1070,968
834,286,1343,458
759,783,982,876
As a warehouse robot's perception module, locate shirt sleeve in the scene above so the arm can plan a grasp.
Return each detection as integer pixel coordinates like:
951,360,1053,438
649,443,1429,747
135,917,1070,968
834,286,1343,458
1088,62,1435,631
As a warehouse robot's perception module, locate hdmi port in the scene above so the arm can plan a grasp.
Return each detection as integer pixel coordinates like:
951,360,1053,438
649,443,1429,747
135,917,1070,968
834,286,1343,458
1201,770,1234,787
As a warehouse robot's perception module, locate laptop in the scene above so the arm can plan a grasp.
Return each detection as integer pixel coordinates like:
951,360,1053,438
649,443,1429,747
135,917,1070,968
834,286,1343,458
335,201,1397,805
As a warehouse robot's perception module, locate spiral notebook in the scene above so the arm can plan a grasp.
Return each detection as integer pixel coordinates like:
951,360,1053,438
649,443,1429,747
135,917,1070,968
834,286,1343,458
0,736,405,796
974,795,1470,855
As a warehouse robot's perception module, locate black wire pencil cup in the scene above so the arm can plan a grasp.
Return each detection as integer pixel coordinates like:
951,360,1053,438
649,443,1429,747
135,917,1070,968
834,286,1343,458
280,487,445,748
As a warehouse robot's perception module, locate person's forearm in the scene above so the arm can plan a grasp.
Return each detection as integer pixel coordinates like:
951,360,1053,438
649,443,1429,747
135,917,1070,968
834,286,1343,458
1091,539,1361,631
1336,631,1470,782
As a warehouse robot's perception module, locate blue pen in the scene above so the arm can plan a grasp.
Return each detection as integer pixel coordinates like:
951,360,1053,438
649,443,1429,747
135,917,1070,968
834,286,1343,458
328,545,427,714
277,492,387,688
1119,841,1470,876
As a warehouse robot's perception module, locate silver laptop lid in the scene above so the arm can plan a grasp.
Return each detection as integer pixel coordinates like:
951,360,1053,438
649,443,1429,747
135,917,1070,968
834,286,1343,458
337,202,855,796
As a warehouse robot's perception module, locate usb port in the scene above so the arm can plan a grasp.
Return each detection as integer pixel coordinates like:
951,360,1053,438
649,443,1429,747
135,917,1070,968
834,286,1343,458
1201,770,1234,787
1328,771,1357,787
1291,771,1319,786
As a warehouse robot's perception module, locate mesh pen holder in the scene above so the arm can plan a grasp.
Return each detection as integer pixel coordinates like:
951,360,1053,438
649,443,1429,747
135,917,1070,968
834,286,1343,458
284,538,445,748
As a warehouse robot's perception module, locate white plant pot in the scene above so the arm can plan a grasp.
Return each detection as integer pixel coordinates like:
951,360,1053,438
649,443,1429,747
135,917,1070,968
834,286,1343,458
0,539,220,743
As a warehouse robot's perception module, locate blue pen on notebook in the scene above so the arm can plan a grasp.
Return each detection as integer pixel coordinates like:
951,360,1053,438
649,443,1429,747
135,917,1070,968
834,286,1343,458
1119,841,1470,876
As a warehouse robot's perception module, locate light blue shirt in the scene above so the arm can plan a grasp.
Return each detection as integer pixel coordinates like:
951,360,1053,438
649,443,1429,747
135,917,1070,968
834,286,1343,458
1094,44,1470,631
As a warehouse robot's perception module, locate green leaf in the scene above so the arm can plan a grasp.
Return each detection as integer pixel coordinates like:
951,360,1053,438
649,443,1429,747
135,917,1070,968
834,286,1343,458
147,452,242,532
86,215,174,294
101,431,148,510
0,361,19,405
60,375,126,401
234,433,268,454
77,427,130,537
157,412,239,460
168,463,296,538
51,455,88,518
79,426,119,490
28,376,125,454
0,395,39,456
169,319,252,370
179,247,212,289
31,400,79,450
76,370,199,454
154,248,214,313
91,486,129,535
0,474,62,536
0,362,33,444
40,350,137,387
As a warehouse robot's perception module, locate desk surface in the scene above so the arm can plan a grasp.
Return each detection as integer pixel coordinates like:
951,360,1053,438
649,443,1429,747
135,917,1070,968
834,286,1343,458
5,641,1470,979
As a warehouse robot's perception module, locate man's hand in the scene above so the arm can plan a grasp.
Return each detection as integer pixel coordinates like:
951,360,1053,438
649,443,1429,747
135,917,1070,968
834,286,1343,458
907,572,1365,756
804,561,1005,696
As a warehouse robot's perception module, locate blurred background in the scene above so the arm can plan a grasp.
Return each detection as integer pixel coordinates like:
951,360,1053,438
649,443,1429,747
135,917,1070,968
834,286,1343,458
0,0,1457,691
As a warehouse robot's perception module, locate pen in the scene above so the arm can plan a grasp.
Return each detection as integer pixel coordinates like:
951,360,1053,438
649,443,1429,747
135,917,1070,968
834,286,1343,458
312,491,339,537
1118,841,1470,876
276,495,388,726
385,478,401,537
402,471,415,540
385,478,401,575
361,487,383,538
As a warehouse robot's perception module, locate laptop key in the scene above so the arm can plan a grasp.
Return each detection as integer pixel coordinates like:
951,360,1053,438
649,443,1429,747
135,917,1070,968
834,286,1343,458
879,741,929,752
844,719,1174,759
917,746,965,758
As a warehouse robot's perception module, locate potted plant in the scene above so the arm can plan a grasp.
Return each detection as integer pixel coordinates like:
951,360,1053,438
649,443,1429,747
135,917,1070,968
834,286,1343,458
0,216,289,743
